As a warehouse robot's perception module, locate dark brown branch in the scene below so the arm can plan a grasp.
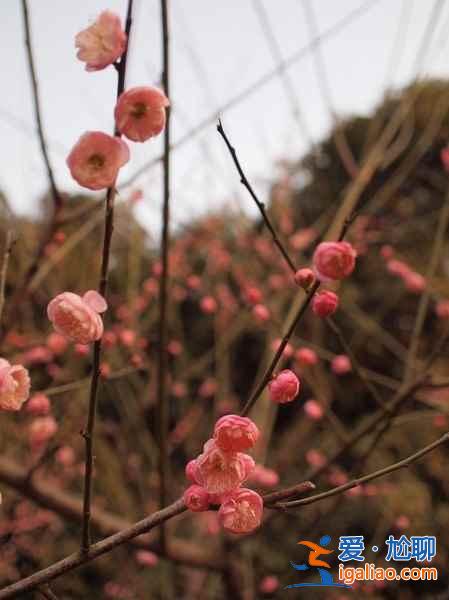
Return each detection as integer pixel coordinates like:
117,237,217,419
0,500,187,599
0,230,14,324
157,0,171,553
81,0,134,552
240,280,320,417
217,119,296,274
0,455,222,571
262,481,316,505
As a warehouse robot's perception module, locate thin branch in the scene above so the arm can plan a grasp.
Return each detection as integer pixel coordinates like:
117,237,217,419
301,0,358,178
263,481,316,506
7,1,65,329
217,119,296,273
81,0,134,552
404,185,449,381
0,455,222,571
241,279,320,417
21,0,62,211
327,317,387,409
38,585,59,600
252,0,315,150
120,0,382,190
0,500,187,599
0,230,14,324
157,0,171,553
277,431,449,509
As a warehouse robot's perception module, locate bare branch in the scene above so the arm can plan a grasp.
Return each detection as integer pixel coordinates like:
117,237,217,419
81,0,134,552
157,0,171,552
278,431,449,509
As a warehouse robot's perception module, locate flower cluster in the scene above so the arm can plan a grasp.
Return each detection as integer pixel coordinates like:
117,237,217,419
68,11,169,191
183,415,264,534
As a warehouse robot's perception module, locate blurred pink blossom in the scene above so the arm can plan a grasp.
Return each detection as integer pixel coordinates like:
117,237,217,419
75,10,126,72
115,86,169,142
0,359,30,411
66,131,129,190
47,290,107,344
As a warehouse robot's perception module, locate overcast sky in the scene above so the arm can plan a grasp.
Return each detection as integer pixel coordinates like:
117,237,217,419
2,0,449,233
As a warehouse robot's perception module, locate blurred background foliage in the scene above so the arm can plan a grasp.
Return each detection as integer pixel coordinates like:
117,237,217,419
1,79,449,599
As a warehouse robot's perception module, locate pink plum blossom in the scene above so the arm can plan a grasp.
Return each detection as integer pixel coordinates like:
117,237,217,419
75,10,127,72
55,446,76,467
303,399,324,420
295,347,318,366
200,296,217,314
305,448,326,468
294,267,315,289
436,300,449,319
0,359,30,411
67,131,130,190
268,370,300,404
46,333,68,355
259,575,280,594
25,393,50,416
183,485,210,512
114,87,169,142
29,416,58,449
195,439,253,494
331,354,352,375
441,147,449,172
185,459,199,483
248,464,280,488
403,271,426,293
312,241,356,282
213,414,259,452
218,488,263,534
47,290,107,344
271,338,294,358
135,550,158,567
312,290,339,318
253,304,270,322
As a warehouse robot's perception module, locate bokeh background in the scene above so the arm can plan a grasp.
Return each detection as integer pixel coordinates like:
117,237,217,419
1,2,449,599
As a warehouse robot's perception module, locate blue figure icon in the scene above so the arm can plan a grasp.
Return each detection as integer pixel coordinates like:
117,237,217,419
285,535,351,589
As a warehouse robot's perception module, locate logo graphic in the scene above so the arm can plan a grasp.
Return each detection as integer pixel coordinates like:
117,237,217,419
286,535,351,589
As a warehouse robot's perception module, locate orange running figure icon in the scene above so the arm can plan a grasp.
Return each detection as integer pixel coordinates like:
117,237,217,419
297,540,333,569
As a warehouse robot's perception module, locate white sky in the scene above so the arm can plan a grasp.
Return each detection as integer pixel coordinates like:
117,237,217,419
2,0,449,234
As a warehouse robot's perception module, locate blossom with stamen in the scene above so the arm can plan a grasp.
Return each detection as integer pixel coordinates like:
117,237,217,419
218,488,263,534
67,131,129,190
114,86,169,142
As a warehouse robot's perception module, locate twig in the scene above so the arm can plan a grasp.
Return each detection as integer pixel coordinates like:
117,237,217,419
301,0,359,179
120,0,381,190
277,431,449,509
38,585,59,600
327,317,386,409
0,230,14,324
0,500,187,599
21,0,62,211
81,0,134,552
404,185,449,381
240,279,320,417
0,455,222,571
263,481,316,506
8,1,64,328
157,0,171,553
217,119,296,273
